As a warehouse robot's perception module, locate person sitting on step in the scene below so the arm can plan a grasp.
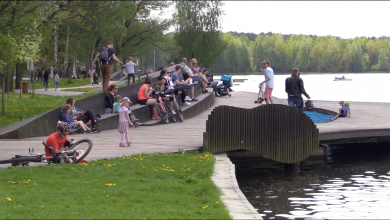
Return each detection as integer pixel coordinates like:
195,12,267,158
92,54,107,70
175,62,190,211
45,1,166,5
60,104,93,134
66,97,100,130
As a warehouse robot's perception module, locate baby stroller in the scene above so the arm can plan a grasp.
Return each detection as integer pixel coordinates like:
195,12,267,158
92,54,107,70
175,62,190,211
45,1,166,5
254,83,266,104
211,74,233,97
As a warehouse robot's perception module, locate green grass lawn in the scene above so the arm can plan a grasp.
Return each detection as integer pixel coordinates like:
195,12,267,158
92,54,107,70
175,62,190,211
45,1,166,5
0,92,99,128
20,78,92,90
0,152,231,219
61,88,97,93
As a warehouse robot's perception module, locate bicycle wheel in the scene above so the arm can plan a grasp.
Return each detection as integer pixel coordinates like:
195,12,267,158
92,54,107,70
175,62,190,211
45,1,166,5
164,101,176,123
68,139,93,163
0,156,41,166
155,103,169,124
173,99,184,122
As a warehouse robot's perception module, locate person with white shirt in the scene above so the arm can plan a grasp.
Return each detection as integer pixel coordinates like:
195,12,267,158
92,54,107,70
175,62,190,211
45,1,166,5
260,60,274,104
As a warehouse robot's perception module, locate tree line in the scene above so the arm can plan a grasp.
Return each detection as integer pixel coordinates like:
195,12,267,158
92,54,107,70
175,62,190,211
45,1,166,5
0,0,225,92
208,32,390,74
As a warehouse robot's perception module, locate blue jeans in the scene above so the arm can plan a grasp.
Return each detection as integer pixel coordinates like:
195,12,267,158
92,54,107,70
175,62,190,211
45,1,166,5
192,77,201,83
54,82,58,89
44,80,48,90
288,96,303,110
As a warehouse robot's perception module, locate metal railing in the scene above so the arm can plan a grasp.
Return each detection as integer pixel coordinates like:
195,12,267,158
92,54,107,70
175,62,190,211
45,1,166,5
203,104,319,163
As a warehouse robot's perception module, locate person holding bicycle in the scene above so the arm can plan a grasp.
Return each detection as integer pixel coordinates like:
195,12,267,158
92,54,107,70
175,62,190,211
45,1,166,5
45,122,86,163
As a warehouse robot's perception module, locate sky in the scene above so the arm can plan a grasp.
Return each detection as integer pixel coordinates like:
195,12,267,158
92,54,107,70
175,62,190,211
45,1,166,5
221,1,390,39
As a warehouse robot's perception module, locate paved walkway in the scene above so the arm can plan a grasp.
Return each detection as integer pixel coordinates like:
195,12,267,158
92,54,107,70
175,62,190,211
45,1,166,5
24,80,121,96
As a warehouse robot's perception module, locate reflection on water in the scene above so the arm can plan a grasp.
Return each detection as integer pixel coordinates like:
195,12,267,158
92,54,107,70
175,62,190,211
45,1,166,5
231,143,390,219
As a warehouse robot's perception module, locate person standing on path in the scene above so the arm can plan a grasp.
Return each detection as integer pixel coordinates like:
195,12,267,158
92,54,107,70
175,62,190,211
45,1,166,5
118,97,134,147
260,60,274,104
43,69,49,91
92,41,123,92
285,67,311,110
54,71,60,91
124,56,139,85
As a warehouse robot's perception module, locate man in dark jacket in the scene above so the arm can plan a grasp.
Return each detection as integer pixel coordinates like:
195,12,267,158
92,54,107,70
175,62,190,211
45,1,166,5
285,67,311,110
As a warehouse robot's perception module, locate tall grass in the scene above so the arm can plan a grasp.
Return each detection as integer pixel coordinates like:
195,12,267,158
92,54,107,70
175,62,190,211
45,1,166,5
0,152,231,219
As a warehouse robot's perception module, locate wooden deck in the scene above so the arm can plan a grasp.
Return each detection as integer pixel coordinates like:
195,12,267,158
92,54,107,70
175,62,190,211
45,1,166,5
1,91,390,169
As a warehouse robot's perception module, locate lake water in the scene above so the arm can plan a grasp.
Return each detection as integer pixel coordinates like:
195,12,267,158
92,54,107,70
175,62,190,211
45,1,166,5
213,73,390,219
214,73,390,103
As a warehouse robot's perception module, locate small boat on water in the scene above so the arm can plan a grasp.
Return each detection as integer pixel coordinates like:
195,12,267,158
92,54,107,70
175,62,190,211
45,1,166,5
333,76,352,81
333,78,352,81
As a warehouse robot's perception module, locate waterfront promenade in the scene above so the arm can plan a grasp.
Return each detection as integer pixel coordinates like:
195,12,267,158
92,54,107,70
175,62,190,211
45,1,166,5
2,91,390,219
2,91,390,166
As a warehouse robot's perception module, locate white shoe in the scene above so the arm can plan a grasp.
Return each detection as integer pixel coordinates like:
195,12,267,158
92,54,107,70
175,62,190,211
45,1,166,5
185,102,191,105
171,110,177,115
184,96,191,101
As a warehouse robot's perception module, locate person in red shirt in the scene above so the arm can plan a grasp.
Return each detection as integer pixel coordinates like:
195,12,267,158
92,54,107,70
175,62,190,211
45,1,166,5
45,121,86,163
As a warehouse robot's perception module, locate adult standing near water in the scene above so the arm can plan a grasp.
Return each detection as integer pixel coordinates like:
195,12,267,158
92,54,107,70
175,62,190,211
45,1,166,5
260,60,274,104
285,67,311,110
92,41,123,92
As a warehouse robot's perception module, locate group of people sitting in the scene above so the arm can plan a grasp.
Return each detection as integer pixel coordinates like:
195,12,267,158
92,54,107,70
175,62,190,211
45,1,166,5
60,97,101,134
134,58,211,119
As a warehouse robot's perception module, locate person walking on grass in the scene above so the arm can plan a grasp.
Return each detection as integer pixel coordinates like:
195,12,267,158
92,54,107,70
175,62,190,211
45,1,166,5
92,41,123,92
285,67,311,110
118,97,134,147
124,56,139,85
54,71,60,91
260,60,274,104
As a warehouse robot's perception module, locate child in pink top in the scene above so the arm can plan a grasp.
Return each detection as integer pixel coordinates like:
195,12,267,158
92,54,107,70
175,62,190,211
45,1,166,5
118,97,134,147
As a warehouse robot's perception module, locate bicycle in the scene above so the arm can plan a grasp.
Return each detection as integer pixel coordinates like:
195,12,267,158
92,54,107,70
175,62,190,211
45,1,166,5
0,139,93,167
152,91,171,124
168,89,184,122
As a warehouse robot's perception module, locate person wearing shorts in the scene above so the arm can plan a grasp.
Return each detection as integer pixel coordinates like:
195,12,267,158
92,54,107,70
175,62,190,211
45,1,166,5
261,60,274,104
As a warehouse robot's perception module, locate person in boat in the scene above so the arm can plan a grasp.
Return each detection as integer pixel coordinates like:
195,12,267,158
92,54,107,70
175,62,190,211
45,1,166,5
342,75,345,79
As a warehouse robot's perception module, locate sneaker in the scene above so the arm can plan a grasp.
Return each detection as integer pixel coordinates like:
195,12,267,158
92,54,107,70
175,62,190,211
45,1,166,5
184,96,191,101
79,159,87,163
119,143,126,147
152,115,161,120
194,81,198,84
191,98,198,101
84,129,92,134
91,128,100,133
127,141,132,146
185,102,191,105
171,110,177,115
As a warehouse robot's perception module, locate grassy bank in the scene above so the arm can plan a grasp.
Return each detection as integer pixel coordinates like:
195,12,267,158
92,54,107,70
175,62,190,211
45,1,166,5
0,152,231,219
61,87,97,92
0,92,99,128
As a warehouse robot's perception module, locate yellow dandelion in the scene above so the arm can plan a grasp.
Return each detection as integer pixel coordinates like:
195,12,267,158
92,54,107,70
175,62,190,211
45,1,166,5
107,164,112,168
41,206,44,208
19,205,22,207
113,183,116,186
216,201,219,204
106,194,109,198
6,197,12,202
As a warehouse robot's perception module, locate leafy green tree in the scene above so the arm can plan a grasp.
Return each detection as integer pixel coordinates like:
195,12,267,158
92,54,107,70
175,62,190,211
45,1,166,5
174,0,226,67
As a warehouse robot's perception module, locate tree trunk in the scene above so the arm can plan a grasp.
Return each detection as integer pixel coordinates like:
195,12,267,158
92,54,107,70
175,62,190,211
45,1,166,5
4,67,13,92
15,63,21,89
64,25,70,79
54,25,58,74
